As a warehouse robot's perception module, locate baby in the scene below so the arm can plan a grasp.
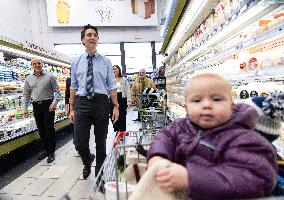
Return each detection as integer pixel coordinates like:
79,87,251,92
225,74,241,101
147,73,277,200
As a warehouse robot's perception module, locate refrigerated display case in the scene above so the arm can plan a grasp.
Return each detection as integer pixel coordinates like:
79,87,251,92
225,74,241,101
161,0,284,120
0,36,71,156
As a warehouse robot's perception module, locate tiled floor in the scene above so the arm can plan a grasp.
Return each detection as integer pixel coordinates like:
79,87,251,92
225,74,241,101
0,107,141,200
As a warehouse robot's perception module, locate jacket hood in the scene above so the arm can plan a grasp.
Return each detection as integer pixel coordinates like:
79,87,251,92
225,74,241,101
228,103,258,129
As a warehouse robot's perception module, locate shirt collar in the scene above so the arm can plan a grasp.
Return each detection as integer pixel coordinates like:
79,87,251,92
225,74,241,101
84,51,99,59
33,70,46,76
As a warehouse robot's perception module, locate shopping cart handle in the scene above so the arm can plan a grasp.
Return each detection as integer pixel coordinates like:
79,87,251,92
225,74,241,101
113,131,129,148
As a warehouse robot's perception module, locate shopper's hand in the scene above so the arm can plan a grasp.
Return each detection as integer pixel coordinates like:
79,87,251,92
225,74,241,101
69,110,75,123
49,102,57,112
64,104,69,116
112,106,119,123
155,163,189,193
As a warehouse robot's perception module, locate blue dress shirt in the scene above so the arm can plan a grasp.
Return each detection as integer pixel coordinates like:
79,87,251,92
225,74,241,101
70,51,117,96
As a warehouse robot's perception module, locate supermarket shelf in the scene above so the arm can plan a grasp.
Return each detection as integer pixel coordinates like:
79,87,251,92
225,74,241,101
0,108,17,115
166,0,256,74
178,20,284,76
164,0,219,56
0,118,37,140
167,0,279,76
0,93,22,98
0,119,71,157
0,116,68,143
227,66,284,83
0,37,71,156
198,22,284,73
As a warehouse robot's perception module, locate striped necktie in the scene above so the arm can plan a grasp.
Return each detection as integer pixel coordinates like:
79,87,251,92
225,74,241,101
86,55,95,99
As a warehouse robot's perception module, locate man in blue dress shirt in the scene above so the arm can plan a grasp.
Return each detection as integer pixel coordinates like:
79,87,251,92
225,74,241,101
69,24,119,179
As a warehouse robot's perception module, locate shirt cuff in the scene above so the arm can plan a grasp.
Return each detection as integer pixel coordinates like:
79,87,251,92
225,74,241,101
109,85,118,91
52,99,58,105
70,86,78,90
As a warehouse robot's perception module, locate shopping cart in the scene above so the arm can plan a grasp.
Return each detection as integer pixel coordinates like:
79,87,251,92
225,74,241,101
140,107,167,131
137,89,168,131
87,130,155,200
60,130,152,200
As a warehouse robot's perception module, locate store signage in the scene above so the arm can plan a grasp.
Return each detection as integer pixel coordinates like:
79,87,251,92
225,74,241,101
24,41,57,57
23,41,70,63
46,0,158,27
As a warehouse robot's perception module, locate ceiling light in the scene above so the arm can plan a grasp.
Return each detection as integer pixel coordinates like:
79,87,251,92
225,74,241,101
0,45,70,67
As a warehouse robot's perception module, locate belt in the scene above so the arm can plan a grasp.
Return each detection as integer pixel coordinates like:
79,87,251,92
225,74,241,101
33,99,53,104
76,94,107,100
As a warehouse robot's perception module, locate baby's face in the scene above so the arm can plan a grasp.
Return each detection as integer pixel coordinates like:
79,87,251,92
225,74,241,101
184,79,234,129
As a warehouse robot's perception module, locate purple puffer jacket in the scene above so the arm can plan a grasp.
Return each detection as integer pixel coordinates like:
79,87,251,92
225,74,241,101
147,104,277,200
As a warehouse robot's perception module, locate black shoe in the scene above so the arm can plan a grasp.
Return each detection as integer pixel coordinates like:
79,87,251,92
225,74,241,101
90,154,95,165
47,153,55,163
83,165,91,179
38,152,47,160
98,180,105,193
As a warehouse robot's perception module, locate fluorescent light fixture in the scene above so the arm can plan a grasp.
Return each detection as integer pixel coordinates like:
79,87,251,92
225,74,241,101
0,45,70,67
166,0,208,55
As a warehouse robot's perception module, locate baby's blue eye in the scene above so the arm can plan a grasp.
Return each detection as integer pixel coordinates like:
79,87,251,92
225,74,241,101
191,99,201,103
213,97,222,101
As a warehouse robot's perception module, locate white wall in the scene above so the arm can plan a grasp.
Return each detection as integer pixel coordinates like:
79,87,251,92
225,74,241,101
0,0,33,42
0,0,163,48
0,0,164,49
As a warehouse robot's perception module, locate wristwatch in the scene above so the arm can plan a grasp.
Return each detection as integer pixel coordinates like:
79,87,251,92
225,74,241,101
113,104,119,108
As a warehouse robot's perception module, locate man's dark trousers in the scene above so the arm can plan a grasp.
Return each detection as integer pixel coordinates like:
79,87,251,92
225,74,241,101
73,94,109,175
32,99,56,155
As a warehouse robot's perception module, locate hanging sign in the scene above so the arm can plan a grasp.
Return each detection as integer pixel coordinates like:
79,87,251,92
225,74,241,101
23,41,71,63
46,0,158,27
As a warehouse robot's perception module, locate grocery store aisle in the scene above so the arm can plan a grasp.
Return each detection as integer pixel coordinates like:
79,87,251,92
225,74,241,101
0,107,140,200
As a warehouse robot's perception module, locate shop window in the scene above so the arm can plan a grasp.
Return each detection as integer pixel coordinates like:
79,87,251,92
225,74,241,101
125,43,152,74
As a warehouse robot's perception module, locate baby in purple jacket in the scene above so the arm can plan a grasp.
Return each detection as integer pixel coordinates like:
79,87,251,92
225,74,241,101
147,73,277,200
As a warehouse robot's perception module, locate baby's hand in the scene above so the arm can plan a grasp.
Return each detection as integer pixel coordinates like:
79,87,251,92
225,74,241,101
155,163,189,193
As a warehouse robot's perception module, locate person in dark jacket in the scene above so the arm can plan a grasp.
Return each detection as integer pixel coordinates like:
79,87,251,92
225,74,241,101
64,77,71,115
147,73,277,200
248,91,284,196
